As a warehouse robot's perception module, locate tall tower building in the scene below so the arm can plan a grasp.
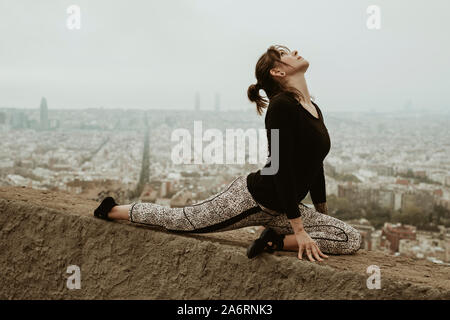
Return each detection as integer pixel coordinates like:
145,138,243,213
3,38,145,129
195,92,200,111
40,97,49,130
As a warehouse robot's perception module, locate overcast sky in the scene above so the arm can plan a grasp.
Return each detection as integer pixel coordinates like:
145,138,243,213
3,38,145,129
0,0,449,111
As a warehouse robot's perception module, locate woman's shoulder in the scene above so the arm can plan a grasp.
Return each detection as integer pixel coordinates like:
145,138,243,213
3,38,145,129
266,92,304,126
267,92,300,113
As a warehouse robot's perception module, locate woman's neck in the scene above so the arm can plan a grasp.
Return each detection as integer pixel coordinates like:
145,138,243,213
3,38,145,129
286,73,311,104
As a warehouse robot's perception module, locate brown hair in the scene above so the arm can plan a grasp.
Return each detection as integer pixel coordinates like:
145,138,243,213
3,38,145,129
247,44,305,115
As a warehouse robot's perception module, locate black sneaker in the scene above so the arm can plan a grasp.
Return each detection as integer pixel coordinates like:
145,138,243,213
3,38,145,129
246,227,285,259
93,196,118,221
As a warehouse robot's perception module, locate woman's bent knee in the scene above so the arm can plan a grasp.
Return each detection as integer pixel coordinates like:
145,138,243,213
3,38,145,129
345,228,362,254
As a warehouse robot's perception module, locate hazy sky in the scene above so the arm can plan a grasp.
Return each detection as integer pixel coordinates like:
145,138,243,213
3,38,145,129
1,0,449,111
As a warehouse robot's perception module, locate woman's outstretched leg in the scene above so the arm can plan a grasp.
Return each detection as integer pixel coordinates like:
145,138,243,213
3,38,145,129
103,176,276,233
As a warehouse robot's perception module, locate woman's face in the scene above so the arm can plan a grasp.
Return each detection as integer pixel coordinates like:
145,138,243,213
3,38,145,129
274,48,310,77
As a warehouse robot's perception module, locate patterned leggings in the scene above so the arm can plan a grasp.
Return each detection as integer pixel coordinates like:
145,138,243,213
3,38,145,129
129,175,362,254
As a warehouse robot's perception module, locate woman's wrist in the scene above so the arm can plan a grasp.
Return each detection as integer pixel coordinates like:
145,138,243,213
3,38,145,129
314,202,328,214
288,216,305,234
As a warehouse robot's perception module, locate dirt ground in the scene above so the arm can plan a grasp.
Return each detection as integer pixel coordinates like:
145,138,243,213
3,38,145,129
1,185,449,299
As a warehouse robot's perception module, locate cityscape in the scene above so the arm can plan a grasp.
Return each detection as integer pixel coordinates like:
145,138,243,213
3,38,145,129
1,97,449,265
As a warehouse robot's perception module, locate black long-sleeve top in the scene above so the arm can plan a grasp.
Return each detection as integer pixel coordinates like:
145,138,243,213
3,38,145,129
246,92,331,219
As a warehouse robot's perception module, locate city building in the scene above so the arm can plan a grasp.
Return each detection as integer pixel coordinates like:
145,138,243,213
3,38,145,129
382,222,416,252
399,227,450,263
40,97,49,130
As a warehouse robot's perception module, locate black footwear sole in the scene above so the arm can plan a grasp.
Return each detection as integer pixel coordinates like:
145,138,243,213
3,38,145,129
94,196,118,221
246,228,282,259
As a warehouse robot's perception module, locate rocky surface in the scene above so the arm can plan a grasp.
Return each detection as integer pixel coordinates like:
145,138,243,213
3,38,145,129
1,186,449,299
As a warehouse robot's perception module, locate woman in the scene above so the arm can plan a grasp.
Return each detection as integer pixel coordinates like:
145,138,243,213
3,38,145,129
94,44,362,262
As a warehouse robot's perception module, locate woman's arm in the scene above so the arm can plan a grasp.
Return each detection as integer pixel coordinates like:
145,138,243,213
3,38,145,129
309,163,328,214
313,202,328,215
268,98,303,219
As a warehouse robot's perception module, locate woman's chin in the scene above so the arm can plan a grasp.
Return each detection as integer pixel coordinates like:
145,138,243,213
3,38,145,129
296,62,309,74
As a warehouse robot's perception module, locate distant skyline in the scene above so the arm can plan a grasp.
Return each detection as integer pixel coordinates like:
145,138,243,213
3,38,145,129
1,0,449,112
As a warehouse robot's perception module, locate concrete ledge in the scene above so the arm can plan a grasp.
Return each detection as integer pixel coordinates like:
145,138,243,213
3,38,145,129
0,186,449,299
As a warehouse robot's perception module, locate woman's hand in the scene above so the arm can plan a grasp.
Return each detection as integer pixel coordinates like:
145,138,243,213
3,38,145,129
294,230,329,262
288,216,328,262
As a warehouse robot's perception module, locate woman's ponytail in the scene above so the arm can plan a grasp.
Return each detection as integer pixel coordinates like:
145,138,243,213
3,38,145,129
247,83,268,115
